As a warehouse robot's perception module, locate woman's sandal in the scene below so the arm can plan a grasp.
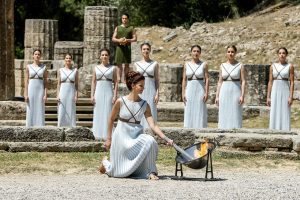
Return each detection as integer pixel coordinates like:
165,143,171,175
99,156,108,174
148,173,159,180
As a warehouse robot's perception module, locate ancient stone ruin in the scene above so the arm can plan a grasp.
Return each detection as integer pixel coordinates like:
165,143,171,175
0,0,15,100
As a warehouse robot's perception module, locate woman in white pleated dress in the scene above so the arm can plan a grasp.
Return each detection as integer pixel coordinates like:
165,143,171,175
267,47,294,131
91,48,119,140
24,49,48,127
100,71,173,180
57,54,78,127
135,42,160,128
182,45,209,128
215,45,246,129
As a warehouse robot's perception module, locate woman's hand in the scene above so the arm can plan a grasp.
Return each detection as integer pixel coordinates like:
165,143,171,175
25,96,29,103
154,93,159,104
91,96,95,105
203,93,208,103
215,97,219,106
182,95,187,105
74,96,78,103
43,95,47,104
166,139,173,146
112,95,117,104
288,97,293,107
104,139,111,151
266,98,271,107
239,96,244,105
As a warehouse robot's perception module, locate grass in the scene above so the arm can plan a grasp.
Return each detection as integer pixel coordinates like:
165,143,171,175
0,148,299,175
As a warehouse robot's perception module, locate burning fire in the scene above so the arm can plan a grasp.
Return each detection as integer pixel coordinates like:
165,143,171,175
194,141,208,158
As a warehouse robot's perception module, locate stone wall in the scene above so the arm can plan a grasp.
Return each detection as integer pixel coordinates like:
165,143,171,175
0,0,15,100
83,6,118,66
54,41,84,68
24,19,58,60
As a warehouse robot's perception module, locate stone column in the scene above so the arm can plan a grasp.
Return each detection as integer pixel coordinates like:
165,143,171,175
83,6,118,67
24,19,58,60
0,0,15,100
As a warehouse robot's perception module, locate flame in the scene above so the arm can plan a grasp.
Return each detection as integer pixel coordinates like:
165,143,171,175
193,141,208,158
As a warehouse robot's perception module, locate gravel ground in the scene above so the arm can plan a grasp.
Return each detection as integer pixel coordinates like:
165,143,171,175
0,168,299,200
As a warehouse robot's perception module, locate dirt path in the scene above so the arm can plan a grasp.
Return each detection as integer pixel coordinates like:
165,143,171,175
0,168,299,200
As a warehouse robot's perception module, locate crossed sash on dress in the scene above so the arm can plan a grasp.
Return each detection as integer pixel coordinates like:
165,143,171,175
222,63,241,81
96,66,113,81
118,97,146,124
136,62,155,78
29,65,45,80
186,62,204,81
60,68,75,83
272,64,289,81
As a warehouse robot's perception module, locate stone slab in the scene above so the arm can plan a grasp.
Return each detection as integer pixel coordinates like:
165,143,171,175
7,142,101,152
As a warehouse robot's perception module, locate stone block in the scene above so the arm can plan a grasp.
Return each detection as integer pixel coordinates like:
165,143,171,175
64,127,95,141
0,142,9,151
0,126,64,142
292,137,300,152
159,83,181,102
8,142,101,152
0,102,26,120
159,63,183,84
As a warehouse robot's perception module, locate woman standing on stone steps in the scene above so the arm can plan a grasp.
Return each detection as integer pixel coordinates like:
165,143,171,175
267,47,294,131
135,42,160,128
182,45,209,128
215,45,246,129
24,49,48,127
91,48,119,140
57,54,78,127
100,71,173,180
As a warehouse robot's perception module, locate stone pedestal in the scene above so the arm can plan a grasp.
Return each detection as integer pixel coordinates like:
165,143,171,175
24,19,58,60
159,63,183,102
0,0,15,100
244,65,269,105
54,41,84,69
83,6,118,66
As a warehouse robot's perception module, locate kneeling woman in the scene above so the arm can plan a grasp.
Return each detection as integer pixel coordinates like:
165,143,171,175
101,71,173,180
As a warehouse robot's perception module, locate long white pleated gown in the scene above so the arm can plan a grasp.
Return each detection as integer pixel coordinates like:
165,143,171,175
92,65,115,140
135,60,158,128
103,96,158,178
184,61,207,128
58,67,77,127
26,64,46,127
218,62,242,129
269,63,291,131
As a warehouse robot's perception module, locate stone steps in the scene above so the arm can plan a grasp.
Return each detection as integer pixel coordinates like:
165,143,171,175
0,127,299,155
44,98,271,127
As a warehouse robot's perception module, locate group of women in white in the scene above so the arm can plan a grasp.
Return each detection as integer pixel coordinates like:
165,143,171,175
25,44,295,133
182,45,294,131
24,43,294,180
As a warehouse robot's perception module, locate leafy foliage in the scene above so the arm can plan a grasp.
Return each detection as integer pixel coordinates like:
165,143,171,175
14,0,298,58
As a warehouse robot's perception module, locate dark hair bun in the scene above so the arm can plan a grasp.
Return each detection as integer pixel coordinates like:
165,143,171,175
125,71,145,90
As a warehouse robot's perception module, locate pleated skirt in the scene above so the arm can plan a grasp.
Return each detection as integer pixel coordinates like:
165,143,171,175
184,80,207,128
269,80,291,131
58,83,76,127
93,81,113,140
26,79,45,127
104,121,158,178
218,81,242,129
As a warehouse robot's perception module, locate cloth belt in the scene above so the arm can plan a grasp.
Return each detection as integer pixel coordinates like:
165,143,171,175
118,117,140,124
188,77,203,81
